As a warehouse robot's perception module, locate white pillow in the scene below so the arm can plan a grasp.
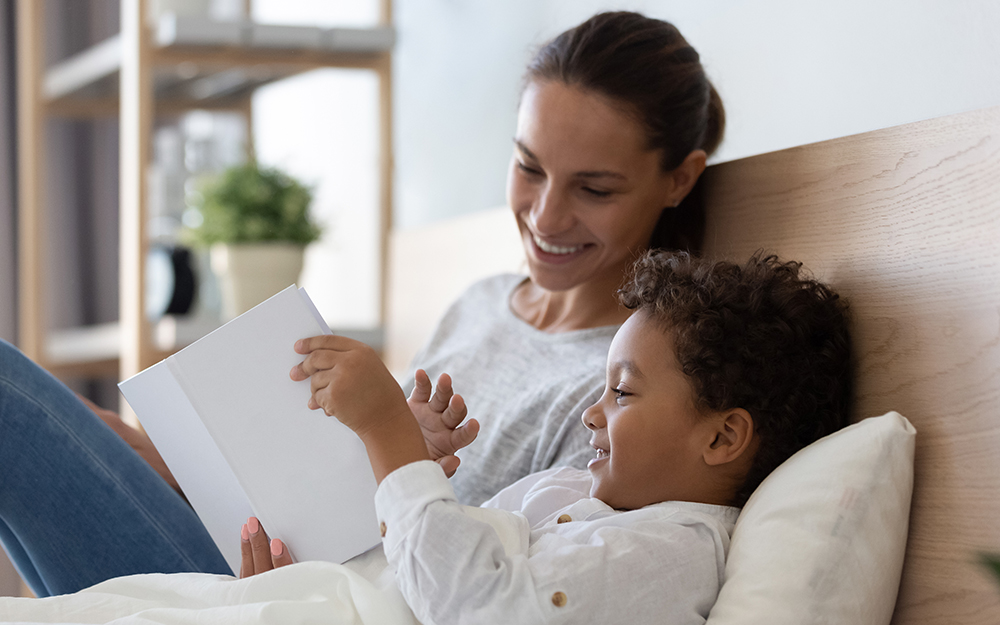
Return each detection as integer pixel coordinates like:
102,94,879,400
706,411,916,625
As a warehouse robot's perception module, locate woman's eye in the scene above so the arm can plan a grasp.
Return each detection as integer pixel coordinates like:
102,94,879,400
582,187,612,198
517,162,542,176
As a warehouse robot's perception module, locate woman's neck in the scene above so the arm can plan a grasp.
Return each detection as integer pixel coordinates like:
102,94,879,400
510,273,633,333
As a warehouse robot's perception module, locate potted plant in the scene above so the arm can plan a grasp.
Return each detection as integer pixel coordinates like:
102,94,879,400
186,161,322,320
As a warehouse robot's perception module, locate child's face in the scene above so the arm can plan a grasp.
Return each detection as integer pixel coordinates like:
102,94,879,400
582,311,720,510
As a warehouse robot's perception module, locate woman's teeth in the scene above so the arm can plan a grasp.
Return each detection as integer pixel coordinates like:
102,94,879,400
534,235,582,255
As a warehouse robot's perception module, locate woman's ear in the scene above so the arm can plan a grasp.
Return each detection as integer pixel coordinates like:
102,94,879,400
703,407,754,467
665,149,707,207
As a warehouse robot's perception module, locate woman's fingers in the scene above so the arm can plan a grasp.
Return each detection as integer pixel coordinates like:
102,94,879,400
239,523,253,579
247,517,273,575
409,369,432,403
269,538,294,569
239,519,292,578
428,373,453,413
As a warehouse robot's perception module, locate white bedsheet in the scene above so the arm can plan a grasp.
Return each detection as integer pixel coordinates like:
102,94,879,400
0,557,418,625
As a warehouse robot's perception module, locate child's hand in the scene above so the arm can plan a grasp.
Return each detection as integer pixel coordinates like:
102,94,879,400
408,370,480,477
290,335,430,483
290,335,411,437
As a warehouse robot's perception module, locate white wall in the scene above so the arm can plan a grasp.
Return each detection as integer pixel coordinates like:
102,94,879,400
394,0,1000,229
248,0,382,330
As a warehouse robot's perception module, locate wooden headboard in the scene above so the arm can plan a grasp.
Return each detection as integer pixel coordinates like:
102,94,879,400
701,105,1000,624
385,105,1000,623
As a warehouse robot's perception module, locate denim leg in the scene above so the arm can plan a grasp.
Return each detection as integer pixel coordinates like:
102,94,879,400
0,339,233,597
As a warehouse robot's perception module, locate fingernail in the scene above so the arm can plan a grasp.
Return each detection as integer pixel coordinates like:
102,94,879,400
248,517,260,535
270,538,284,557
241,524,249,541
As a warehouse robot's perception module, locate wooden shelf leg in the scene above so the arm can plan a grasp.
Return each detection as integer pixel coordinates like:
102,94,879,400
119,0,155,422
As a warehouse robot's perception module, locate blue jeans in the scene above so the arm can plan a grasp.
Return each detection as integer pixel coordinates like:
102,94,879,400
0,339,232,596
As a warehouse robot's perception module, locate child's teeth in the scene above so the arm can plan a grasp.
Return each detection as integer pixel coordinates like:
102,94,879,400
534,235,582,255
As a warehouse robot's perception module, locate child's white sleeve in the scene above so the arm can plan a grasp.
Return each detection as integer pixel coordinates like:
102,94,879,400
374,461,726,625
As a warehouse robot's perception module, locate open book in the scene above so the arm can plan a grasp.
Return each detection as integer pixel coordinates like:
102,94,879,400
119,286,380,573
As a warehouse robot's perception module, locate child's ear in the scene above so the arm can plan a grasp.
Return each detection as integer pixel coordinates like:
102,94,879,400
703,408,754,467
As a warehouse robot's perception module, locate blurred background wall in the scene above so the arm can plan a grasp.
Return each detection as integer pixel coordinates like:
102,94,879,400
393,0,1000,229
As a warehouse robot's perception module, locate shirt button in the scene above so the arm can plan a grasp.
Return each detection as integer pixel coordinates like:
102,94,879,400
557,514,572,524
551,591,568,607
379,521,387,537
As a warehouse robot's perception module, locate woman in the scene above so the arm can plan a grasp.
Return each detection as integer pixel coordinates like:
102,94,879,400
0,11,724,597
398,11,723,505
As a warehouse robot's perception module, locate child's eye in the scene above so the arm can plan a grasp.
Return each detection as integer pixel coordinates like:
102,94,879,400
612,387,631,399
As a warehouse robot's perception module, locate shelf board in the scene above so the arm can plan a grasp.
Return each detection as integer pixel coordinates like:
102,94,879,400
44,15,394,112
45,319,384,377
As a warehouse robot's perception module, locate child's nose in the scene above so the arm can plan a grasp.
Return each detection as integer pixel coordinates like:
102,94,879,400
582,402,604,431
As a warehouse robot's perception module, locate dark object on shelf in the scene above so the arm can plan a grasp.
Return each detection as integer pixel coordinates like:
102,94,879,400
147,245,197,318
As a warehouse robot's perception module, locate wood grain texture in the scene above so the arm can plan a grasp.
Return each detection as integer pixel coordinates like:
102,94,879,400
701,106,1000,624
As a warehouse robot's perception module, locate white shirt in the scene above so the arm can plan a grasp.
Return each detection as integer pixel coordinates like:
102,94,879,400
376,461,740,625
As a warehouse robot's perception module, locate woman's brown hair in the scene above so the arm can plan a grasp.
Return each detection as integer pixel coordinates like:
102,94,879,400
526,12,725,253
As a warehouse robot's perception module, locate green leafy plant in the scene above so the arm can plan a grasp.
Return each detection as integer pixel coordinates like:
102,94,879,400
186,162,322,246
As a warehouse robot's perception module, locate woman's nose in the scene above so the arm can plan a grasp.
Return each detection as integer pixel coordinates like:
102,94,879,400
582,401,605,431
530,186,574,236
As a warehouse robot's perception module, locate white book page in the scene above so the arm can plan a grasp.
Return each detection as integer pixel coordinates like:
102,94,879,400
121,286,380,568
119,361,253,573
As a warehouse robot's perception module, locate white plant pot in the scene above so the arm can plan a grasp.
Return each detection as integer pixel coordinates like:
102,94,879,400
210,242,305,321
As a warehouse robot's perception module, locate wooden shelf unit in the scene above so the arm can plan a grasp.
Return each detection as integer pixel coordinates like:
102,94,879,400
15,1,394,390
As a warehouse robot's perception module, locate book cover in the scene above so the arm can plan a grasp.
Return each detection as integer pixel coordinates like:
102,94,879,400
119,286,380,572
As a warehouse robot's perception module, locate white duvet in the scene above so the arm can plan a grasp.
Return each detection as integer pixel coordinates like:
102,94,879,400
0,555,418,625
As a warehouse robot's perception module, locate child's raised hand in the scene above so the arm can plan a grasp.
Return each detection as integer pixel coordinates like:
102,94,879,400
408,369,480,476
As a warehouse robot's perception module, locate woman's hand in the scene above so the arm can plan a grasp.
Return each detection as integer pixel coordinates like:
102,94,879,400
408,370,479,477
76,393,183,496
239,516,293,578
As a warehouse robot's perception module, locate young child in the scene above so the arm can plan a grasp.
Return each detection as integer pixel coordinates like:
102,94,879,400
1,251,851,625
259,249,853,624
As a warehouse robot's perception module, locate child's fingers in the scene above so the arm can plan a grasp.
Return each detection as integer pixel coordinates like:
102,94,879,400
450,417,480,453
247,517,273,575
428,373,453,413
239,523,253,578
441,394,468,428
294,335,360,355
269,538,294,569
408,369,432,403
436,455,461,478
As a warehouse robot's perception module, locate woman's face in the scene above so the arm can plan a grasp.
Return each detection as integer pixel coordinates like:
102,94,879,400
506,80,676,293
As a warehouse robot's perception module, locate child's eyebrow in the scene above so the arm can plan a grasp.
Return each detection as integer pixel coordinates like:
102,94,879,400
611,359,645,380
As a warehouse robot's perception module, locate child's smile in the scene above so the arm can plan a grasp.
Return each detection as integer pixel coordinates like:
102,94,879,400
582,311,730,510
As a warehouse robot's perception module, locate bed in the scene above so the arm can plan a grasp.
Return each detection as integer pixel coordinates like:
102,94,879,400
386,104,1000,624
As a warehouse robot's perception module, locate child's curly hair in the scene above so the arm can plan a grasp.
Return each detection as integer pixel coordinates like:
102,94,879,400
618,250,853,506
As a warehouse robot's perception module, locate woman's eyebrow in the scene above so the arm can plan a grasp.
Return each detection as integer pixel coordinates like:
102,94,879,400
575,170,626,181
514,139,626,181
513,139,538,161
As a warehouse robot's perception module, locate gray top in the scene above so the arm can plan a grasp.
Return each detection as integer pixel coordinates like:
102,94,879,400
402,274,619,505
